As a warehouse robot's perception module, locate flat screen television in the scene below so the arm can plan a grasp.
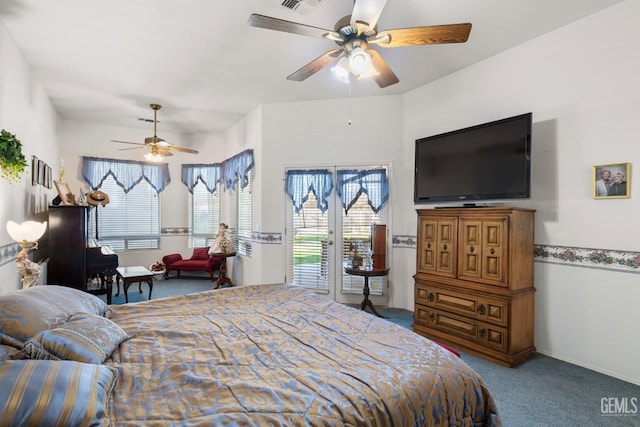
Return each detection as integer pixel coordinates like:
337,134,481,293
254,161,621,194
414,112,532,204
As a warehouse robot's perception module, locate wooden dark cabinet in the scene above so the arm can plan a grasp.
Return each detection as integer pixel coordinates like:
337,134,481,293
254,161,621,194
48,206,89,289
413,207,536,367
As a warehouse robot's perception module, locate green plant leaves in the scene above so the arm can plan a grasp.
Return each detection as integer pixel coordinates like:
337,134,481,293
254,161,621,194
0,129,28,183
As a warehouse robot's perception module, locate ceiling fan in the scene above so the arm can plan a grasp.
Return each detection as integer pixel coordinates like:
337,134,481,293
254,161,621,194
247,0,471,88
112,104,199,162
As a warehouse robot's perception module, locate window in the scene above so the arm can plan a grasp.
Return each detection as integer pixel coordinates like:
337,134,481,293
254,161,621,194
189,181,220,247
339,193,382,294
288,191,330,292
88,175,159,251
233,170,253,256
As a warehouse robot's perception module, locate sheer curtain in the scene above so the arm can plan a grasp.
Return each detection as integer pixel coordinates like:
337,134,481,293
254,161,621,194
82,156,170,193
336,168,389,214
221,149,254,191
285,169,334,213
181,163,222,194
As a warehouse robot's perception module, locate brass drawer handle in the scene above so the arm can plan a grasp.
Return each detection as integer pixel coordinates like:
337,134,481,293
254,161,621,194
427,292,435,303
469,246,475,253
478,304,486,315
489,248,495,255
427,243,431,249
443,244,448,250
429,313,435,322
479,328,486,338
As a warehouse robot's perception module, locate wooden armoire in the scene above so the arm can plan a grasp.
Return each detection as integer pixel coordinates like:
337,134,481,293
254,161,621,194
412,207,536,367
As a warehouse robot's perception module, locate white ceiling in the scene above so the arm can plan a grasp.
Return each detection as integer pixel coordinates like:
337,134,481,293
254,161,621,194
0,0,624,134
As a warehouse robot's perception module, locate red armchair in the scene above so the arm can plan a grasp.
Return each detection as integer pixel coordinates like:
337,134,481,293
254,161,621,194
162,247,223,281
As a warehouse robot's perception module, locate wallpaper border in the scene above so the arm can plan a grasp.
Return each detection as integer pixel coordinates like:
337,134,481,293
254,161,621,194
391,235,640,274
251,231,282,244
0,243,20,266
534,244,640,274
161,229,283,244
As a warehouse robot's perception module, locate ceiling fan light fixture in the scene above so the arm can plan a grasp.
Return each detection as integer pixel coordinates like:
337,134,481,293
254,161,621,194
144,151,165,162
357,62,379,79
331,57,350,83
348,47,372,75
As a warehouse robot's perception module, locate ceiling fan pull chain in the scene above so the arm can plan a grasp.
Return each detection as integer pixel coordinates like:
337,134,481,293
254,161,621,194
347,79,352,126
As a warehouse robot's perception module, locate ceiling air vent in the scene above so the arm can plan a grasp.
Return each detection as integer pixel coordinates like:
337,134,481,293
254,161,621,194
281,0,322,12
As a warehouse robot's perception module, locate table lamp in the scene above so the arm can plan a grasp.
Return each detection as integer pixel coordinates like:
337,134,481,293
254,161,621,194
6,220,47,288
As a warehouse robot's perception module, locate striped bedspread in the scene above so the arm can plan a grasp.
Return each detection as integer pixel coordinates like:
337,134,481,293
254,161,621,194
106,283,501,426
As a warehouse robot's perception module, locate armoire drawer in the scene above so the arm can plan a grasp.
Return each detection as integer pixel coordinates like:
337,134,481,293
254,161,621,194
415,283,509,327
415,304,508,353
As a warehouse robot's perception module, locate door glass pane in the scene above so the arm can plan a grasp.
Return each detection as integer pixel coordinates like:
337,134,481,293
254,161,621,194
340,193,383,295
289,192,329,292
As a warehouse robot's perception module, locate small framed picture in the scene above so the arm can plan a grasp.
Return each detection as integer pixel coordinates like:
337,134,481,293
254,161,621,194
31,156,38,186
37,160,45,185
45,165,52,189
593,163,631,199
54,180,77,205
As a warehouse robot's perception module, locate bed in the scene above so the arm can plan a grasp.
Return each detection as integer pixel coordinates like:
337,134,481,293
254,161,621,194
0,284,501,426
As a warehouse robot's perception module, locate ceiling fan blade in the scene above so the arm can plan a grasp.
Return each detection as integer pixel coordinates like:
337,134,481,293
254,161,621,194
374,23,472,47
112,139,144,146
145,135,165,145
248,14,341,40
157,148,174,156
117,146,146,151
367,49,399,88
167,146,199,154
351,0,387,35
287,49,344,82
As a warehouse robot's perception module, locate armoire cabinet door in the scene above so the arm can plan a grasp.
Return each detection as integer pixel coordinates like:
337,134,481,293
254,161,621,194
417,216,457,278
458,217,507,287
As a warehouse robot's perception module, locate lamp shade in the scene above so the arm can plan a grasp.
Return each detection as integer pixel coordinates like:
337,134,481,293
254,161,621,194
145,152,165,162
331,57,351,83
348,47,372,75
6,220,47,243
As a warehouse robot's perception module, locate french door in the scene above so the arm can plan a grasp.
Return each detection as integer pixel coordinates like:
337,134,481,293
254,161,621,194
285,165,389,306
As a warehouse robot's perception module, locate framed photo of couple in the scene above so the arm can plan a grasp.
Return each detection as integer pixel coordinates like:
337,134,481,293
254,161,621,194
593,163,630,199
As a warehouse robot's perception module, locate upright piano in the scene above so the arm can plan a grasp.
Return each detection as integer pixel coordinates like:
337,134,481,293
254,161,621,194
48,206,118,303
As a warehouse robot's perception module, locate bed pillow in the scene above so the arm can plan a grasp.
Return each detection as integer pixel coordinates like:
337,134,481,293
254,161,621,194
0,285,109,348
191,247,210,260
23,313,131,364
0,344,20,361
0,359,117,426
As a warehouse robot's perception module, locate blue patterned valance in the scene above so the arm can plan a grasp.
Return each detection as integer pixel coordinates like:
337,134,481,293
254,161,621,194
337,169,389,214
82,157,170,193
285,169,334,213
181,164,222,194
222,149,254,191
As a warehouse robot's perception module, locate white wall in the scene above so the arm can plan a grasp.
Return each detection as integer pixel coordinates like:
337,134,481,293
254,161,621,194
402,0,640,385
0,19,59,294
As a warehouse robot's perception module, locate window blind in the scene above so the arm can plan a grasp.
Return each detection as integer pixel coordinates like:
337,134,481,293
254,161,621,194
189,181,220,247
88,175,159,251
237,172,252,256
287,192,330,292
339,193,383,295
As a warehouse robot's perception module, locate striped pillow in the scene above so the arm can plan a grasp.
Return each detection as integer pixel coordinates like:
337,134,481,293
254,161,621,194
0,360,117,426
23,313,131,364
0,285,109,348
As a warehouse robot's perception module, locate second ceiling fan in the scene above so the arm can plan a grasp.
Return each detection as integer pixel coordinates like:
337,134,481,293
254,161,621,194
112,104,199,162
247,0,472,88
